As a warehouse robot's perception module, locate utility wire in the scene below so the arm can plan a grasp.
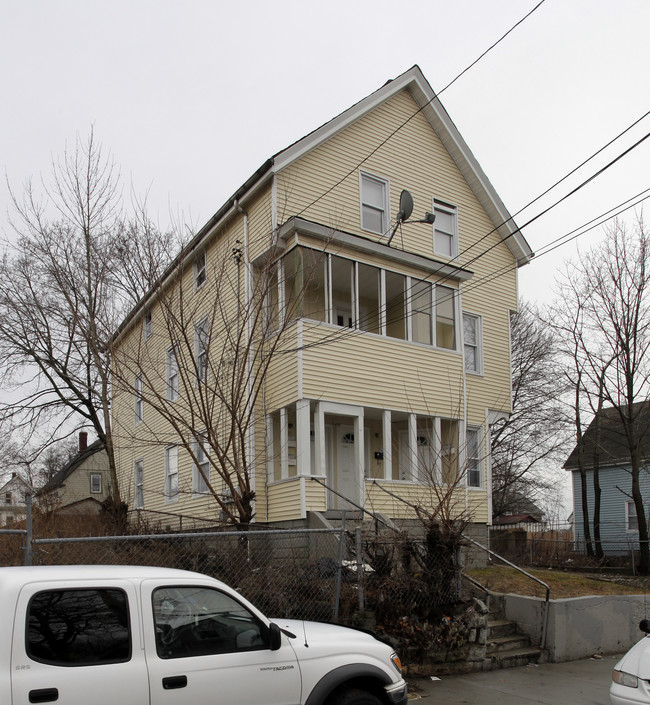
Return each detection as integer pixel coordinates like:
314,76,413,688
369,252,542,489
293,0,546,221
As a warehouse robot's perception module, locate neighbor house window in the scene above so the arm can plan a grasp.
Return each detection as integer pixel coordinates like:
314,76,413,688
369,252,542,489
411,280,433,345
164,445,179,502
193,434,210,495
466,427,481,487
194,249,207,290
626,501,639,532
143,308,152,340
166,347,178,401
360,172,389,235
463,313,482,373
435,286,456,350
90,473,102,494
134,459,144,509
134,376,143,425
194,318,209,384
434,201,457,257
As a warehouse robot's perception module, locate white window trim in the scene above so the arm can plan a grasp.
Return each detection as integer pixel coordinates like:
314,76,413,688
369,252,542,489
194,249,207,291
164,445,179,503
433,199,458,258
166,346,178,401
134,459,144,509
193,433,210,496
465,425,483,489
90,473,102,494
463,311,483,375
359,171,390,236
626,500,639,532
134,375,143,426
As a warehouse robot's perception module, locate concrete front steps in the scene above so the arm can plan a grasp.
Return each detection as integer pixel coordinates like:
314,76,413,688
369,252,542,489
486,594,544,668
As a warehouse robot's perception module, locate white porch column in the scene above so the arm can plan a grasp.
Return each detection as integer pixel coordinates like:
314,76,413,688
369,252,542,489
382,410,392,480
296,399,311,475
315,402,326,476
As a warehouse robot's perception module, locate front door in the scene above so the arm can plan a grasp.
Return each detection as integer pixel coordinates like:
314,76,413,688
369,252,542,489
330,424,361,510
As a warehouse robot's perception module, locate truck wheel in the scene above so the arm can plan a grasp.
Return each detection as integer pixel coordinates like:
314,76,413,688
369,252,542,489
329,688,382,705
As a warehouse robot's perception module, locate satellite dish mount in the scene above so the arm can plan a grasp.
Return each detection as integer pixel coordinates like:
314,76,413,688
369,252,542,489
387,189,435,245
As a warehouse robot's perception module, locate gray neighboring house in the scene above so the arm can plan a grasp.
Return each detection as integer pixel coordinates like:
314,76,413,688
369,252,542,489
564,402,650,553
38,433,112,514
0,474,32,526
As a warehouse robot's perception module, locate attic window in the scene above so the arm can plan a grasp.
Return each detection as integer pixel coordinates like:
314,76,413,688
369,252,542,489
194,250,207,290
360,172,389,235
143,309,152,340
90,474,102,494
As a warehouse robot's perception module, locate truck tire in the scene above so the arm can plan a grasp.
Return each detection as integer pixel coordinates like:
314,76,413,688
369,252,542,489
329,688,383,705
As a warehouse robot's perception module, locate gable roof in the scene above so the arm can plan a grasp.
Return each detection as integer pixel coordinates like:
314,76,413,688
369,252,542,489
115,65,532,343
38,440,105,494
563,402,650,470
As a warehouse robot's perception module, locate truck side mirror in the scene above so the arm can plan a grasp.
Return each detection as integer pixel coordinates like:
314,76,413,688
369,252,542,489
639,619,650,634
269,622,282,651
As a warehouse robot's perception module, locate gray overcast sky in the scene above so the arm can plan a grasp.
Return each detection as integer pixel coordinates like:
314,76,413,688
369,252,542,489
2,0,650,306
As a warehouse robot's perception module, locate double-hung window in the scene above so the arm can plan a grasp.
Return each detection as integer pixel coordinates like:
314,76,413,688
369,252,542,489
411,280,433,345
194,250,207,290
134,459,144,509
194,318,209,384
134,376,143,425
193,433,210,494
166,346,178,401
360,172,389,235
90,473,102,494
434,201,457,258
165,445,178,502
463,313,482,373
626,501,639,532
143,309,152,340
466,427,481,487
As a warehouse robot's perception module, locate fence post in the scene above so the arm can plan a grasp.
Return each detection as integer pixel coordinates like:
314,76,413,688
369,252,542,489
25,494,33,566
333,513,346,621
355,525,364,611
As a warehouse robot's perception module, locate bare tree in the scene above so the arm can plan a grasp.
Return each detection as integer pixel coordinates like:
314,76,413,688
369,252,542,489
0,130,174,507
490,301,567,520
553,218,650,571
111,238,329,529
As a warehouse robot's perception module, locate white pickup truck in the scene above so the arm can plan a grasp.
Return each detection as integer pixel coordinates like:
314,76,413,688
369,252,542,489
2,565,407,705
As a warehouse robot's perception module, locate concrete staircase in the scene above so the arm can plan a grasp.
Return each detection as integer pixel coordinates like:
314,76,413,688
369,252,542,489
486,594,544,668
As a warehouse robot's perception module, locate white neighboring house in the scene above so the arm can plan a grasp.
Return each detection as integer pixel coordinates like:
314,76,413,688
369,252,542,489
0,474,32,527
38,433,112,514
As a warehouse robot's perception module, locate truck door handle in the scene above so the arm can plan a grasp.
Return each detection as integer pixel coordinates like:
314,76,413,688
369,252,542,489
162,675,188,690
29,688,59,703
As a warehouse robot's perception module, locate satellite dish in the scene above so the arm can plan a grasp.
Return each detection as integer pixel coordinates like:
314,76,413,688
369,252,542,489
397,190,414,223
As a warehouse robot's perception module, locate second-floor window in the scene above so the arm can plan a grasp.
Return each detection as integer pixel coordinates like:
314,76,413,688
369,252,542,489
194,318,209,384
193,433,210,494
360,171,389,235
281,247,458,351
134,376,143,425
90,473,102,493
463,313,482,373
166,347,178,401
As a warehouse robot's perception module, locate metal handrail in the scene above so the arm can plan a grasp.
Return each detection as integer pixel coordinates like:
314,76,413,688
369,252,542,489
464,535,550,650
